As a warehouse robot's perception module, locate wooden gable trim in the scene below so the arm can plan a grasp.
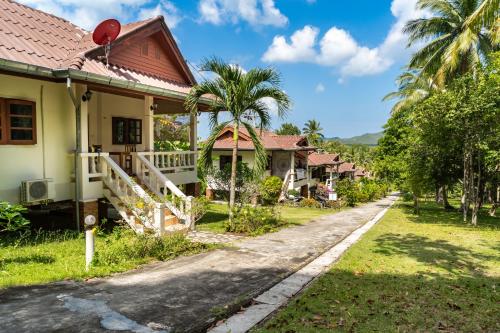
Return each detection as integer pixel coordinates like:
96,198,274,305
216,127,251,141
85,18,196,85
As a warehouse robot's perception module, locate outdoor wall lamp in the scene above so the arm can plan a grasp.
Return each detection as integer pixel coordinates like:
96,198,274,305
81,90,93,102
150,104,158,111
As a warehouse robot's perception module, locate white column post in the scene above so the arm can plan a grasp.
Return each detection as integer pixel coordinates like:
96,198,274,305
144,96,154,152
289,152,295,190
189,111,198,166
77,84,90,199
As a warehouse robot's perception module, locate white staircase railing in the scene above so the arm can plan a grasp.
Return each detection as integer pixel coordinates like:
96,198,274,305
279,170,292,202
139,151,197,173
134,153,194,229
100,155,166,235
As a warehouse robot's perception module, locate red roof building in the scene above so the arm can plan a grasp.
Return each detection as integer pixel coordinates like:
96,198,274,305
213,126,315,151
0,0,211,106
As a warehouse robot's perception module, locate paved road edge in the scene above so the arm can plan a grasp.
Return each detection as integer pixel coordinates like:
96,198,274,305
209,195,398,333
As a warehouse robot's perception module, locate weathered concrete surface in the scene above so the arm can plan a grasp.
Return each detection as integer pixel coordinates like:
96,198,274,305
0,195,397,333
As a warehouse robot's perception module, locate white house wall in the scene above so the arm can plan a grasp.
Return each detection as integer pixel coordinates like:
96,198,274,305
0,74,75,203
88,92,146,153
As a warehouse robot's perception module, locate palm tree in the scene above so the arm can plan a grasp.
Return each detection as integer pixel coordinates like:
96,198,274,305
185,58,290,217
465,0,500,43
302,119,324,145
404,0,498,86
383,69,437,113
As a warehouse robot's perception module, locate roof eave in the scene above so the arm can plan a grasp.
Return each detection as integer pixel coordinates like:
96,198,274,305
0,58,211,105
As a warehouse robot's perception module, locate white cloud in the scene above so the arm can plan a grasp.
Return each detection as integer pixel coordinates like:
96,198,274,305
198,0,288,27
317,27,358,66
138,1,182,28
315,83,325,93
262,0,425,79
17,0,182,30
262,25,318,62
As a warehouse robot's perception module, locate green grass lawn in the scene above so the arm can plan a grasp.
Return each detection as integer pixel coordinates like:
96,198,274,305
0,229,215,288
255,200,500,332
196,203,342,233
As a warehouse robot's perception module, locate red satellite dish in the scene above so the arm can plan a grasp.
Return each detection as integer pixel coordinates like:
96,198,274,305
92,19,121,45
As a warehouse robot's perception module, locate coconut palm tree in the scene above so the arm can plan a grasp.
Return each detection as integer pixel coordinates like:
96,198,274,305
383,69,437,113
404,0,498,86
185,58,290,217
302,119,324,145
465,0,500,43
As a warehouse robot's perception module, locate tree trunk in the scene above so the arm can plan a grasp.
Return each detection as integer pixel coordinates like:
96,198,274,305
442,185,453,210
471,151,481,226
462,148,471,223
489,185,498,217
413,194,420,215
435,185,444,205
228,122,239,221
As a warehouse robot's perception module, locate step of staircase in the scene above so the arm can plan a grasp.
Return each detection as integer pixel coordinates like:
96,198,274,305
164,223,188,234
164,214,179,226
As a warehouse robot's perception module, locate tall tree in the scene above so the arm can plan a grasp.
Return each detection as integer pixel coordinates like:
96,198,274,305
404,0,497,86
383,69,436,113
302,119,324,145
276,122,301,135
185,58,290,218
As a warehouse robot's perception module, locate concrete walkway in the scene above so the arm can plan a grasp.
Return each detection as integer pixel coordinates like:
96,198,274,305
0,195,397,333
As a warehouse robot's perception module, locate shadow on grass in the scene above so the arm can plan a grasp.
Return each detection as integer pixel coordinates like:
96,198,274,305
398,201,499,229
258,270,500,333
196,211,229,227
373,233,498,276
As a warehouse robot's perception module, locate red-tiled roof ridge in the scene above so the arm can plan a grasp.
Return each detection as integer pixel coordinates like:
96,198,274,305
213,125,313,150
3,0,87,33
308,152,341,166
0,2,196,96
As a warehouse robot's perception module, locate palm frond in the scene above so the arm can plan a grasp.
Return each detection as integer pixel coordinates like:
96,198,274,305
404,17,455,45
463,0,499,33
245,101,272,129
199,121,230,171
242,122,268,177
417,0,462,21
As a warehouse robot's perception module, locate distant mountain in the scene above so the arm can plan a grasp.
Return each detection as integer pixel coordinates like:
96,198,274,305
327,132,383,146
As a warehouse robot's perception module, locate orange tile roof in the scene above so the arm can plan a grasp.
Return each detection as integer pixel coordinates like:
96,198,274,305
0,0,85,68
338,162,356,173
213,126,315,151
0,0,195,95
308,152,341,166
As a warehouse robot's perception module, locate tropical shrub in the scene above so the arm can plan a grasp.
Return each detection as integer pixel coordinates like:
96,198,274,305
191,196,210,222
336,179,358,206
0,201,30,233
225,206,282,236
207,162,259,205
300,198,321,208
93,227,211,265
260,176,283,205
325,199,346,209
154,140,189,152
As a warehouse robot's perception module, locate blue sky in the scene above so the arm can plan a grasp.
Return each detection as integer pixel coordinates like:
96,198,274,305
21,0,424,138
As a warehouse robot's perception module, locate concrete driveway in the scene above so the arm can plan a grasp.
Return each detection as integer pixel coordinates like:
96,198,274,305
0,195,397,333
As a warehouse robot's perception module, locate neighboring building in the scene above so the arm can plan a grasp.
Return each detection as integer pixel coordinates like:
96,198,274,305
354,168,368,180
210,127,315,196
0,0,211,233
336,162,357,180
307,152,343,188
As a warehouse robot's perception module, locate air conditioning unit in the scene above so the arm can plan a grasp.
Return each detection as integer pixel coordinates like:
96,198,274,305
21,179,52,205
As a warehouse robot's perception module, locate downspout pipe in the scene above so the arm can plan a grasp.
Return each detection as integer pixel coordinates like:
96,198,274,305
67,77,81,232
